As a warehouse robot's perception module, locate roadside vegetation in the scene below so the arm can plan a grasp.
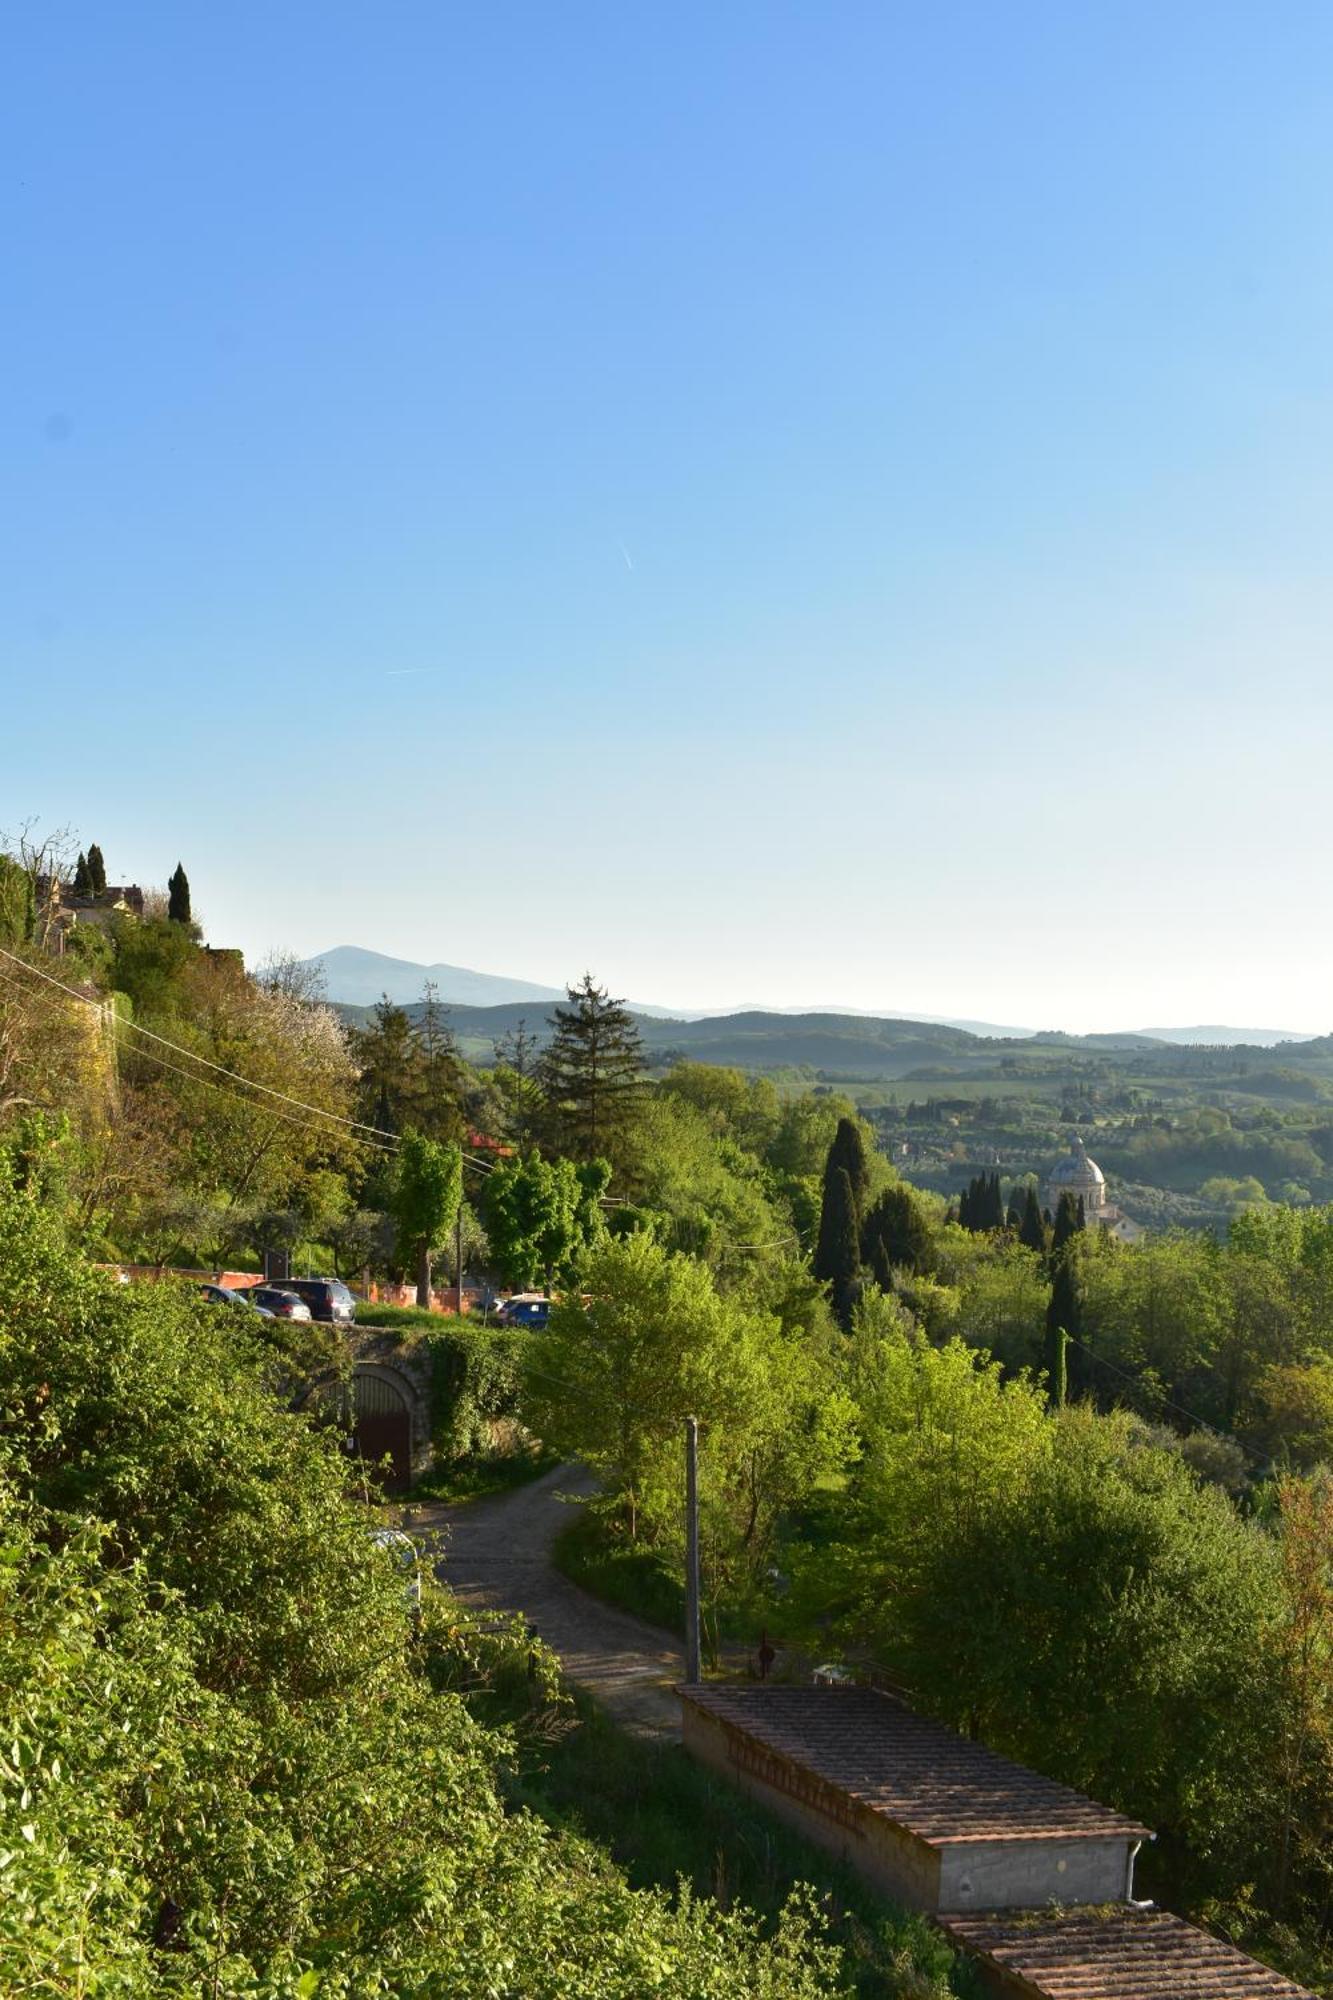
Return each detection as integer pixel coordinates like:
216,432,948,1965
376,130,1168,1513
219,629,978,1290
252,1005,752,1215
5,827,1333,1990
0,1175,867,1996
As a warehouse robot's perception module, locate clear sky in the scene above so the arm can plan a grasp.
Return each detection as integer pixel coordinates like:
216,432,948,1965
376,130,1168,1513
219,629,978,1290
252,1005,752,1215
5,3,1333,1031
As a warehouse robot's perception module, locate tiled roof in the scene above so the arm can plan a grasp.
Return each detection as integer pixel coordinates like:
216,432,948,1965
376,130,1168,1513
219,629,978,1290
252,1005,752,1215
942,1908,1316,1998
677,1686,1150,1845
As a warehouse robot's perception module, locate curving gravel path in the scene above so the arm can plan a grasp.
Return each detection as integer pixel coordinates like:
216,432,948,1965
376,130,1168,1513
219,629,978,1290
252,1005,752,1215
407,1464,685,1740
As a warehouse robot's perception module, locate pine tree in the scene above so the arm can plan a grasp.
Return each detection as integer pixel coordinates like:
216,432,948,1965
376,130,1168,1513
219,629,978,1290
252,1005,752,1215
167,863,191,925
86,843,106,897
814,1165,861,1326
415,982,466,1143
539,974,646,1167
353,997,425,1136
1019,1185,1046,1254
72,851,92,899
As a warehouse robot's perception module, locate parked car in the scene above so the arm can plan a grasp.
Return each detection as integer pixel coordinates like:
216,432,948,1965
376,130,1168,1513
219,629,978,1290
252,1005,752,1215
198,1282,275,1319
242,1285,313,1322
283,1277,358,1325
498,1293,551,1330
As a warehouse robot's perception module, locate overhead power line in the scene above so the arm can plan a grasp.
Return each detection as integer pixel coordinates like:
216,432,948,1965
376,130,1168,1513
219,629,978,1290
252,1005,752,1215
0,961,401,1155
0,945,401,1147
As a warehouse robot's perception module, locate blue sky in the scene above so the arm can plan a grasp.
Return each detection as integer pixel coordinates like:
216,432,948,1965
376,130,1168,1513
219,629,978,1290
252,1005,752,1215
5,3,1333,1029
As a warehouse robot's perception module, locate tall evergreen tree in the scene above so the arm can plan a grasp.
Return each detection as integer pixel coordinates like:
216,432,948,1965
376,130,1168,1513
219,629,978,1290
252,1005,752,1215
826,1116,871,1224
415,982,466,1143
539,974,646,1167
72,851,92,899
492,1017,544,1149
861,1184,933,1284
1050,1190,1084,1260
351,998,423,1136
814,1164,861,1326
1045,1256,1084,1398
86,843,107,897
1019,1185,1047,1255
167,863,191,925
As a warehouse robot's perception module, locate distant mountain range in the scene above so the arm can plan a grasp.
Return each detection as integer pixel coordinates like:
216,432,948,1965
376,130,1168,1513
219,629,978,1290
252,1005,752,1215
304,947,1318,1050
1137,1025,1315,1048
302,946,682,1017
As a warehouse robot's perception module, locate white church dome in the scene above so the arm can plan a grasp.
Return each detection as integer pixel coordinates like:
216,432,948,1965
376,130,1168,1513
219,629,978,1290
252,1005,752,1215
1049,1135,1105,1187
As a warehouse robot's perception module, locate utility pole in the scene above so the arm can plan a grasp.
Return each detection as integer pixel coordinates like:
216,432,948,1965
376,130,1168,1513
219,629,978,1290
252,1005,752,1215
684,1415,702,1684
456,1203,465,1316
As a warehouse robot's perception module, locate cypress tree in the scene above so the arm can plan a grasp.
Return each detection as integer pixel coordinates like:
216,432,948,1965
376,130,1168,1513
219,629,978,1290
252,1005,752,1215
167,863,191,925
72,851,92,899
861,1184,932,1282
539,973,646,1167
1046,1257,1083,1397
826,1117,870,1225
1019,1185,1046,1254
958,1182,972,1230
86,843,107,897
1051,1190,1083,1260
1005,1202,1022,1231
988,1172,1005,1229
1046,1323,1068,1408
814,1164,861,1326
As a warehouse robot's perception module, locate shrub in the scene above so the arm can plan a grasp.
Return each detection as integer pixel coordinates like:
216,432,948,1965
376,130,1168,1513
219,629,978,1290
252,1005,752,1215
0,1172,850,1995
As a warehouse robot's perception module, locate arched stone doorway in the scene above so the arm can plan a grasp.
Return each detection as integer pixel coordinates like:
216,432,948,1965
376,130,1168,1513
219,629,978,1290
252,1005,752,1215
347,1367,413,1492
310,1364,417,1493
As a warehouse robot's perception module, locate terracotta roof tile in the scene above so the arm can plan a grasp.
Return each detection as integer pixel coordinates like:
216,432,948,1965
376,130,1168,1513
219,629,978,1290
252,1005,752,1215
677,1686,1150,1846
942,1907,1316,1999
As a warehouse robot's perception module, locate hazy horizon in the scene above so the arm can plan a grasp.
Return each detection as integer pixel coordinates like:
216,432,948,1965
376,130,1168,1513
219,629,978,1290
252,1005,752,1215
7,5,1333,1034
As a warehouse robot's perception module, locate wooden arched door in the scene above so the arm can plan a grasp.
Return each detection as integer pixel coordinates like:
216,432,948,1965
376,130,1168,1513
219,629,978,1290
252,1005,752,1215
350,1369,413,1492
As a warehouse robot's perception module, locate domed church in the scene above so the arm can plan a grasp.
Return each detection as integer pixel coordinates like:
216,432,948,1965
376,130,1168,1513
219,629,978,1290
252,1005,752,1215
1045,1135,1142,1242
1045,1134,1107,1219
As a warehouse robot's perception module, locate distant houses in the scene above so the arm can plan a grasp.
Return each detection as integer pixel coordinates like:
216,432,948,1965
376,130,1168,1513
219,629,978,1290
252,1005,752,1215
42,875,145,954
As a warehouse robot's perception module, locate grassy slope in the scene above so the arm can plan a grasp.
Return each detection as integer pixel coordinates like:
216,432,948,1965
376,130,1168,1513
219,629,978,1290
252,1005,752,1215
512,1693,976,1998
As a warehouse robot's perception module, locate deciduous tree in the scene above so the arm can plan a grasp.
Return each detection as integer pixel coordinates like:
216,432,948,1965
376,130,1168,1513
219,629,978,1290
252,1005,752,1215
389,1129,462,1307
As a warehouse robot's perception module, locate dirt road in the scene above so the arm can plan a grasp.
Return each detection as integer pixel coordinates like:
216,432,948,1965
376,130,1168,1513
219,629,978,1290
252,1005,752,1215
409,1465,684,1740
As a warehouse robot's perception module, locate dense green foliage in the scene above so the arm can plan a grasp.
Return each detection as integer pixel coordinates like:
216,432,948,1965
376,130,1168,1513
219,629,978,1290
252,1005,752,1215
389,1127,462,1304
516,1696,965,1999
11,830,1333,1989
0,1179,857,1995
482,1151,609,1288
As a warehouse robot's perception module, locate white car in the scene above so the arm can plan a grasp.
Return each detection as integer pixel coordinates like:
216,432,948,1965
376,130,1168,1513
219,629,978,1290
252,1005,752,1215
370,1527,422,1613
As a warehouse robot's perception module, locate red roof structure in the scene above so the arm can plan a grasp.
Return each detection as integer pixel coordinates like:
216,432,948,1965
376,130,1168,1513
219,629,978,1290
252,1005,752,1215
679,1686,1148,1844
942,1907,1317,2000
677,1685,1148,1914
